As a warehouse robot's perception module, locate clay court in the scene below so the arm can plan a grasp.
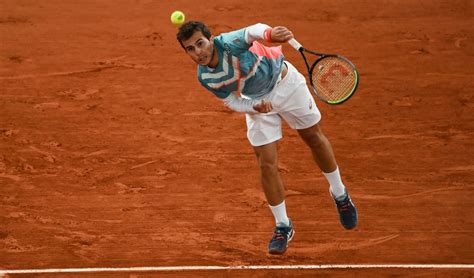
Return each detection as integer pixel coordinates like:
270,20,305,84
1,0,473,277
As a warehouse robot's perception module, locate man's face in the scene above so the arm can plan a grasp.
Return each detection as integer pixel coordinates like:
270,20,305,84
181,31,214,66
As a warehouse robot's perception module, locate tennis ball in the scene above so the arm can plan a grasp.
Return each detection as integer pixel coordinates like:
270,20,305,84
170,11,185,25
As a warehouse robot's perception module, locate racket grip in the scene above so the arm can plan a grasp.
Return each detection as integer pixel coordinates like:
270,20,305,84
288,38,302,51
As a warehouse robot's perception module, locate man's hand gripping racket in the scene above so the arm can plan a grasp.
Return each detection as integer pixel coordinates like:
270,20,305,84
288,38,359,105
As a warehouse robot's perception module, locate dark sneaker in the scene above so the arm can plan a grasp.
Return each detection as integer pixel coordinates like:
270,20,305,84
332,190,358,230
268,219,295,255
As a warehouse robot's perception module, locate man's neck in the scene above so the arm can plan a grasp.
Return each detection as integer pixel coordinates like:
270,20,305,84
207,46,219,68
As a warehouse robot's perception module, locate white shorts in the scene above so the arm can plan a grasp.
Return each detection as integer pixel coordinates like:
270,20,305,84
245,61,321,147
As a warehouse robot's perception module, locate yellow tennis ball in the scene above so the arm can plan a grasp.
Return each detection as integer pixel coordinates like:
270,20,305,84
170,11,185,25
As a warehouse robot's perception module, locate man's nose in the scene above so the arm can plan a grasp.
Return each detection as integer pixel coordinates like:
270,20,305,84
195,47,202,55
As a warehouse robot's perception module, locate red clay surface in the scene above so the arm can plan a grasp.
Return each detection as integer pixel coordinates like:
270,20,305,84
1,0,473,277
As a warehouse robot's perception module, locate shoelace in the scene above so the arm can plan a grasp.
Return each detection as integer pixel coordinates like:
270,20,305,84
337,197,351,212
338,203,350,212
272,229,288,241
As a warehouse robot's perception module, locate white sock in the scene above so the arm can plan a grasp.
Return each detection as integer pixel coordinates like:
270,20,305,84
269,201,290,227
323,166,346,199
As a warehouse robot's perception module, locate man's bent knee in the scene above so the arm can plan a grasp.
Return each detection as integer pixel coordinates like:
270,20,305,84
253,142,279,171
298,123,326,147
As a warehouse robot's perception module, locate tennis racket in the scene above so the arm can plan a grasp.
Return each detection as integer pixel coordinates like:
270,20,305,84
288,38,359,105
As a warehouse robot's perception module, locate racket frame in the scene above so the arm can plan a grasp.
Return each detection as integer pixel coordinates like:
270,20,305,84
288,38,359,105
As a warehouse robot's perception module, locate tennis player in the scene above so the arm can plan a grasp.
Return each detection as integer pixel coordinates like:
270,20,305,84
177,21,358,255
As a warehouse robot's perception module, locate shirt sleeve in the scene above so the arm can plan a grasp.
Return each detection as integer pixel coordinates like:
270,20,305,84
244,23,272,44
217,28,250,53
199,82,232,99
222,92,259,113
217,23,272,54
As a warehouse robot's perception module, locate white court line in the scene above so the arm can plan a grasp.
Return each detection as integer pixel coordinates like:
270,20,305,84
1,264,474,274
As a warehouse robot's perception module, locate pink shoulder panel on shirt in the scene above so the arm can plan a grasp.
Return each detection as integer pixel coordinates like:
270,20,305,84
249,41,282,59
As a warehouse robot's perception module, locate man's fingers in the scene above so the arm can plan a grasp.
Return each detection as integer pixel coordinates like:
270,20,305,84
263,101,272,112
253,100,273,113
271,26,293,41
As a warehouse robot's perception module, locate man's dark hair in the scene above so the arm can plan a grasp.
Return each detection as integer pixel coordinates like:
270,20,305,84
176,21,212,49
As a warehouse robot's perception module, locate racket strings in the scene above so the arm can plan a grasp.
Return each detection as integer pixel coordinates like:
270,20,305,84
312,57,357,102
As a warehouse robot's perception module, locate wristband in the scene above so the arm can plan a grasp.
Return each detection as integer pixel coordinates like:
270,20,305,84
264,28,273,42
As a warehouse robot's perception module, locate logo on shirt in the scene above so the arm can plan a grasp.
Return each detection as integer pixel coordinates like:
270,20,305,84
309,98,313,110
223,43,231,54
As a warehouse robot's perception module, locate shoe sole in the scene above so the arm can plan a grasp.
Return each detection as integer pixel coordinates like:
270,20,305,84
342,222,357,230
268,229,295,255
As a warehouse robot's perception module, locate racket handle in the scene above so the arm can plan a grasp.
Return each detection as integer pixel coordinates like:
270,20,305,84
288,38,302,51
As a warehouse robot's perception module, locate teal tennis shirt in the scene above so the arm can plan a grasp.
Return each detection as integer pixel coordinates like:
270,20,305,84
197,28,285,99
